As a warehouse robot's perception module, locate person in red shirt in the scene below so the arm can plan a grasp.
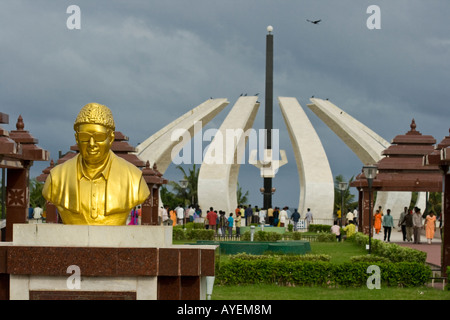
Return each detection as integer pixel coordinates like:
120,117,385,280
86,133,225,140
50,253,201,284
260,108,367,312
206,207,218,233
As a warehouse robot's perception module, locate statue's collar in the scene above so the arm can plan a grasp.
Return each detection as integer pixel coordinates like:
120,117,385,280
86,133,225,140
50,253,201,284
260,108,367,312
77,150,113,181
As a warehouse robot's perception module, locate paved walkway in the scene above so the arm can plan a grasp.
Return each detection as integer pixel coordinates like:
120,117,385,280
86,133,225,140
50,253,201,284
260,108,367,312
371,228,442,267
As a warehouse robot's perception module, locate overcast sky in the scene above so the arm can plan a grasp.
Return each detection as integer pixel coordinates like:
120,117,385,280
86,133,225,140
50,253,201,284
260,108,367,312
1,1,449,211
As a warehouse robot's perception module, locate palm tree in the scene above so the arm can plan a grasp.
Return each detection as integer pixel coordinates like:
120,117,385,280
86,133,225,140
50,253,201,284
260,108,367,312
29,178,46,208
160,185,183,209
236,182,249,206
334,174,356,215
426,192,442,215
168,164,200,206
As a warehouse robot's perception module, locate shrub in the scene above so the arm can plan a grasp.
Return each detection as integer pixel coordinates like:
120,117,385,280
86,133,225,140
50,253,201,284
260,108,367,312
350,232,426,263
257,231,282,242
229,253,331,262
309,224,332,233
291,232,303,240
350,255,391,264
216,257,431,287
172,228,215,241
172,227,186,241
186,229,215,240
241,230,282,242
317,232,336,242
448,266,450,291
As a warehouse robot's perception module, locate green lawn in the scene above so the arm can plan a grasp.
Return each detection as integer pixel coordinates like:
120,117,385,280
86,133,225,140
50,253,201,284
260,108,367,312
200,239,449,300
212,284,450,300
309,241,367,263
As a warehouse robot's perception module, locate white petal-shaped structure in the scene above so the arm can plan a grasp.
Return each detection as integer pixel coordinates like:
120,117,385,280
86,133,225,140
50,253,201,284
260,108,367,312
307,98,412,216
278,97,334,222
198,96,260,213
308,98,388,163
136,98,229,173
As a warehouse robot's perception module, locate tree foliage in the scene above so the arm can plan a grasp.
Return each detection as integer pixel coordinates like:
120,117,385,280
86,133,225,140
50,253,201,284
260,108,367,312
236,182,249,206
334,175,356,214
161,164,250,210
163,164,200,209
29,178,46,208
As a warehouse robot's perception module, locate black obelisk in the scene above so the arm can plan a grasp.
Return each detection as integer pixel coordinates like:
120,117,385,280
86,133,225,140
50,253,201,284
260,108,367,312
263,26,273,210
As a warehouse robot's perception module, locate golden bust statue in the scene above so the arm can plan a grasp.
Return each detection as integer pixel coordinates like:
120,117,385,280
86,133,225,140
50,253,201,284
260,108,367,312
42,103,150,225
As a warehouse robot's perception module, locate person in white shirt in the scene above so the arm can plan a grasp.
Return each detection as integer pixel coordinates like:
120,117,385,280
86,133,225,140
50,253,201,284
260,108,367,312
279,207,288,228
353,208,358,226
176,205,185,225
331,221,341,241
188,206,195,222
33,206,43,221
162,206,169,225
412,207,423,244
346,211,354,225
259,209,266,225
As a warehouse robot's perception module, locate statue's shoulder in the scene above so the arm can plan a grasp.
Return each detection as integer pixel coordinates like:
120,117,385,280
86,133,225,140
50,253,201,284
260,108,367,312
49,154,79,176
110,152,142,176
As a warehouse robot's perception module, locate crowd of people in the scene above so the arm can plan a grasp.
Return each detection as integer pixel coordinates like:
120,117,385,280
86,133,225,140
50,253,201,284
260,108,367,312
330,207,358,241
397,206,441,245
328,204,442,245
373,205,440,244
28,200,442,245
146,204,316,237
126,203,441,245
330,205,441,244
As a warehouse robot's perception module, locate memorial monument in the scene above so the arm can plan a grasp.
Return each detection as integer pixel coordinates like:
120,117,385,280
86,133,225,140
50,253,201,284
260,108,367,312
42,102,150,225
0,104,216,300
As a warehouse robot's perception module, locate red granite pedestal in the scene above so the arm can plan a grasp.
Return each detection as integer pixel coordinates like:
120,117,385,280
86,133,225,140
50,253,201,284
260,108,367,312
0,224,217,300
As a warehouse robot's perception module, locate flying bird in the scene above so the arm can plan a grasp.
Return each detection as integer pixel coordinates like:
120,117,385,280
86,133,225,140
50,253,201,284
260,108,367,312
307,19,321,24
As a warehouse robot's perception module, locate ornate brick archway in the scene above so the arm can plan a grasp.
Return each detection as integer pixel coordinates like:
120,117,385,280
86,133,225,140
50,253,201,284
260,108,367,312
0,113,49,242
352,120,449,274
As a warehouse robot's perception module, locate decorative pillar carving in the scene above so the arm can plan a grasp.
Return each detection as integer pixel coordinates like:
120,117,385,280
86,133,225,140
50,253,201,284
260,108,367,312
141,162,167,225
5,115,48,240
361,189,374,236
5,167,29,241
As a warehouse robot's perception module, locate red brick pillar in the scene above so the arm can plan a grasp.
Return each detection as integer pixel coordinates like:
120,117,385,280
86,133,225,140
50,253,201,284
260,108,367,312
442,172,450,275
45,202,58,223
5,166,29,241
358,189,363,232
141,161,167,226
152,187,160,225
361,189,374,236
141,184,154,225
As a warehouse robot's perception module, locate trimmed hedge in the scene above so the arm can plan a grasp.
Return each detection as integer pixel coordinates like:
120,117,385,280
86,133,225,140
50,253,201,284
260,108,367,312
309,224,334,233
350,232,427,263
229,253,331,262
216,257,431,287
242,230,337,242
241,230,282,242
350,255,391,264
172,227,215,241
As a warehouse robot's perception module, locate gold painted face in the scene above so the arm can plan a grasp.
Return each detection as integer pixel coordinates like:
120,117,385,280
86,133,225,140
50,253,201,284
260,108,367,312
75,123,114,166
